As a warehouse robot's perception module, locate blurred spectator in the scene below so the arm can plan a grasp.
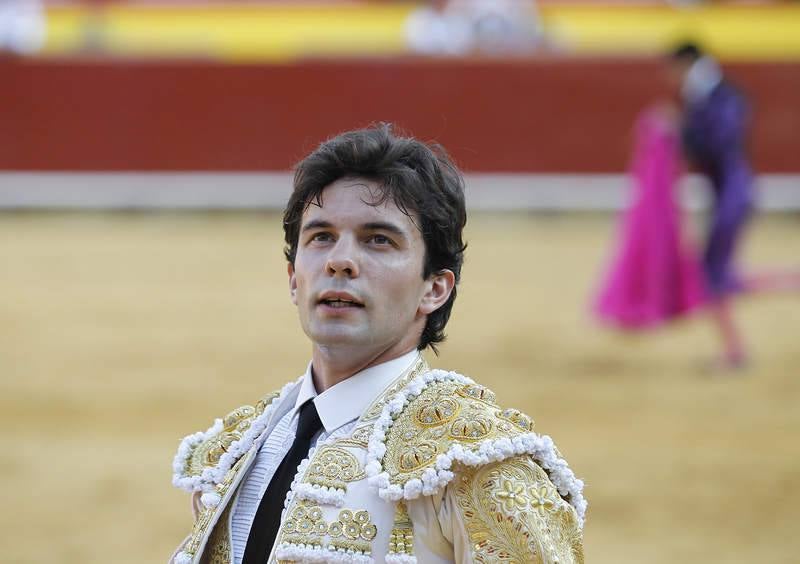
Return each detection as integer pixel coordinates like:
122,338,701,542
0,0,45,54
406,0,541,56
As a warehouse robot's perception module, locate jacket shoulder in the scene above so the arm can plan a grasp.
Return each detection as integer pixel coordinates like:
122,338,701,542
171,387,284,493
366,369,586,525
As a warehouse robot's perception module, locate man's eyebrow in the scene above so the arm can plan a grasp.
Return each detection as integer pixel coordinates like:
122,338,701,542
362,222,407,237
300,219,333,233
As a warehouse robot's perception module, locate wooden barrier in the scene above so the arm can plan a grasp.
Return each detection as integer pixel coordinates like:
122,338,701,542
2,57,798,172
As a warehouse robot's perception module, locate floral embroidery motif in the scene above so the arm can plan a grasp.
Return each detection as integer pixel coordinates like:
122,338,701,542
454,455,584,564
529,485,558,514
493,478,529,512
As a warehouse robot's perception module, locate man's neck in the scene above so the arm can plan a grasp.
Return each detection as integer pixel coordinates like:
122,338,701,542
310,343,417,392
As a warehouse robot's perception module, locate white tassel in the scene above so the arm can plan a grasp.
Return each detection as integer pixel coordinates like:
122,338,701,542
200,491,221,508
173,551,193,564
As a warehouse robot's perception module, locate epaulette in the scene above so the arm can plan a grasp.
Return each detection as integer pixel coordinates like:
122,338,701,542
171,381,296,505
365,369,587,526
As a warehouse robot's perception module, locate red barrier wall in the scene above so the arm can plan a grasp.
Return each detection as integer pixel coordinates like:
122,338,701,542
2,57,798,172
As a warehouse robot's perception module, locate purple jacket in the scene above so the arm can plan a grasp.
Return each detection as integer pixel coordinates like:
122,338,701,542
683,81,754,207
683,81,754,295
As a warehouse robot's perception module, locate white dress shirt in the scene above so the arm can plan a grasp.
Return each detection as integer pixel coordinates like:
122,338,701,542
230,350,421,564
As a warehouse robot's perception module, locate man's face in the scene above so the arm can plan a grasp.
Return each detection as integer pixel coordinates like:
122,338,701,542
289,178,435,352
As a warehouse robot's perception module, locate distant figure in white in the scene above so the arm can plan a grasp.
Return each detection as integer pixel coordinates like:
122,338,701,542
0,0,45,54
406,0,541,56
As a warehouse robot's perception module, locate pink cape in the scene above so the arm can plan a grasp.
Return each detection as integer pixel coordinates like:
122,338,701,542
593,107,706,329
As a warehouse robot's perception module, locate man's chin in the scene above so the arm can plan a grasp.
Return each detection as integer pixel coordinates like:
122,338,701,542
307,327,370,348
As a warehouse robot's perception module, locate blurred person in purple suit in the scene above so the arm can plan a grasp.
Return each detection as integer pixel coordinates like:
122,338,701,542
668,43,753,370
668,42,800,371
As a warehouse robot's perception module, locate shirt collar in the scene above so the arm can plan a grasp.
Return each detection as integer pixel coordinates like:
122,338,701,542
294,349,421,434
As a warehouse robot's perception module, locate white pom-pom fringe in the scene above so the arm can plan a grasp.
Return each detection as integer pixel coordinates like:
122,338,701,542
275,543,373,563
294,482,347,507
386,555,417,564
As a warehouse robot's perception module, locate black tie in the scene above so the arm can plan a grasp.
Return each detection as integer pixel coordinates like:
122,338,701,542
242,399,323,564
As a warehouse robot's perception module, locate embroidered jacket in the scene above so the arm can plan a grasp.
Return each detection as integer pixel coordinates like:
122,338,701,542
170,359,586,563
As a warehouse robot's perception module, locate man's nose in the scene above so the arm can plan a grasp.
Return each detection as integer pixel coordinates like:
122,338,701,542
325,237,359,278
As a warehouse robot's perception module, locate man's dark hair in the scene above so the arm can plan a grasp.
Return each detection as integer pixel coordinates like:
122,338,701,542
671,42,703,63
283,123,467,353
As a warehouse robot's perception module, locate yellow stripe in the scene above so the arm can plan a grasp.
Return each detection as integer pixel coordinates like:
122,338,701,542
42,4,800,62
540,5,800,61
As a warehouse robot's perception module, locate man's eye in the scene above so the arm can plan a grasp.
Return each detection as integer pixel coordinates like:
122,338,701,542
370,234,392,245
311,232,332,243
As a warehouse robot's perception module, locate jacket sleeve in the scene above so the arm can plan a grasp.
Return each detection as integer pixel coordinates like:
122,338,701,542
445,454,584,564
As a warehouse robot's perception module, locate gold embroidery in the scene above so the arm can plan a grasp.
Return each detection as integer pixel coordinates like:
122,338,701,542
327,509,378,554
382,380,535,487
493,477,529,512
414,396,460,426
529,485,559,515
183,459,249,561
361,358,429,422
186,388,281,477
305,445,366,491
455,383,497,405
185,504,217,558
497,408,535,432
453,455,584,564
281,503,327,548
278,501,378,556
222,406,255,431
201,503,232,564
388,501,415,557
450,415,494,441
188,432,240,476
398,441,439,472
255,390,281,415
349,425,373,447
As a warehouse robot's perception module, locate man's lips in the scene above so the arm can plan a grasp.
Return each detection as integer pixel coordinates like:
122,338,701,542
317,291,365,308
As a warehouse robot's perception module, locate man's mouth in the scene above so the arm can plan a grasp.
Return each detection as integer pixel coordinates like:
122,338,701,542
320,298,364,308
317,291,365,309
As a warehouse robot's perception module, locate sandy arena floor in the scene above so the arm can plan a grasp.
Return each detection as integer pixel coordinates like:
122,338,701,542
1,212,798,563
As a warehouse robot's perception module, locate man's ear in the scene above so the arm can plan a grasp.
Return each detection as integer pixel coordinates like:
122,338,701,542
419,269,456,316
288,262,297,305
